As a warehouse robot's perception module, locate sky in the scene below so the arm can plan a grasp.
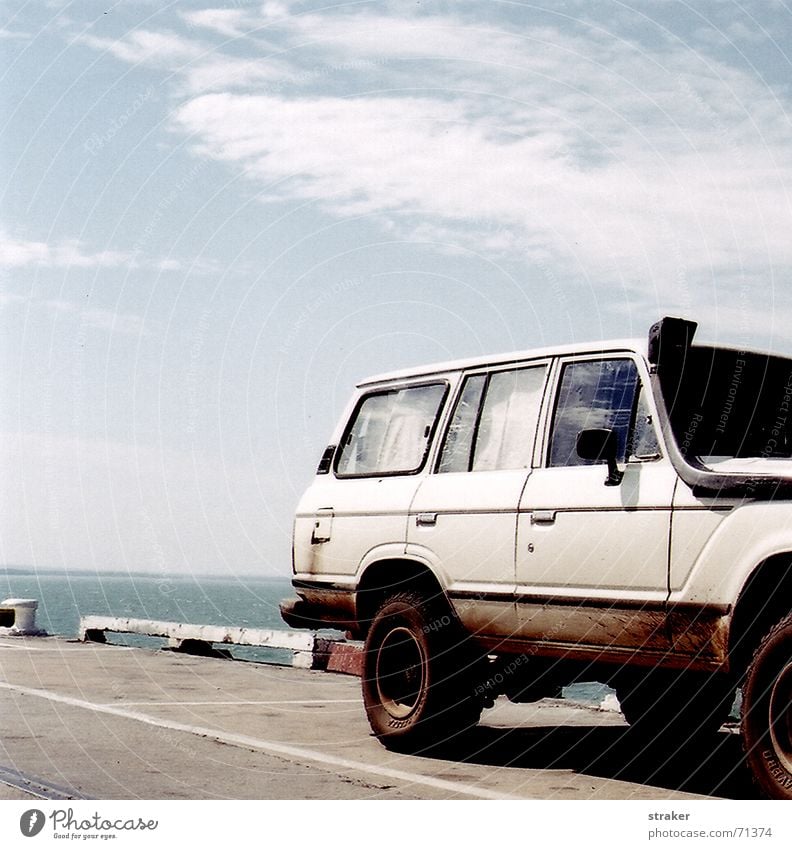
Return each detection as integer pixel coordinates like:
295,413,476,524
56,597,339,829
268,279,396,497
1,0,791,576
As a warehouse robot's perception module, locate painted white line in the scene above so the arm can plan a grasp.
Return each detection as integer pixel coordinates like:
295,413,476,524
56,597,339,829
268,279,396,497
0,777,50,800
0,642,136,652
0,681,523,801
0,766,86,801
100,699,361,707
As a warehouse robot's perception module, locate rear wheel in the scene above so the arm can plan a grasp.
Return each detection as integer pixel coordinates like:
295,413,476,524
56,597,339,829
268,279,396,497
362,592,484,751
741,612,792,799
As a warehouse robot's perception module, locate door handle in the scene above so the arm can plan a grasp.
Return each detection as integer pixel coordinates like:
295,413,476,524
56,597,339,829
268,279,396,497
415,512,438,527
311,508,334,543
531,510,556,525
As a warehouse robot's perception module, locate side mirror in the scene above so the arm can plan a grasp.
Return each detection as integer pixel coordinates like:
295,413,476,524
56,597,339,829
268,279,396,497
576,428,624,486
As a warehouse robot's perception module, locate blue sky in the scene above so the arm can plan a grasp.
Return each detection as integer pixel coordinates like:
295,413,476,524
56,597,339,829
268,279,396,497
1,0,791,575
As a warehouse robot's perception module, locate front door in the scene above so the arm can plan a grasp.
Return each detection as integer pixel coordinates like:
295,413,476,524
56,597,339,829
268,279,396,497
515,356,675,655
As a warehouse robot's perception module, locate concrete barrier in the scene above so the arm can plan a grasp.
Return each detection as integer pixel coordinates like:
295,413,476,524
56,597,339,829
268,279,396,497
78,615,363,672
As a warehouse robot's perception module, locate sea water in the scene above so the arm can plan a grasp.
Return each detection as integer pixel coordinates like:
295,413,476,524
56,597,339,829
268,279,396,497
0,569,297,663
0,570,292,636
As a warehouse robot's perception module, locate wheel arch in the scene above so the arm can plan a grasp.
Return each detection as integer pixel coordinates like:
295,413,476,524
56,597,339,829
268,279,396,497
729,551,792,678
355,557,451,636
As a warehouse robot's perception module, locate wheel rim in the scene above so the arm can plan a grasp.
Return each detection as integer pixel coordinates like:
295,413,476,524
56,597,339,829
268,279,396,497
768,660,792,774
375,626,426,719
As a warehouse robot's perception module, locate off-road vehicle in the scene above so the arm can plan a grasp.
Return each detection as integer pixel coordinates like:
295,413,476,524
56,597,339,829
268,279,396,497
281,317,792,799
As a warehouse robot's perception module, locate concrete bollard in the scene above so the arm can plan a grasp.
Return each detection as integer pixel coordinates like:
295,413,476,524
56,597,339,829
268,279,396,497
0,599,46,636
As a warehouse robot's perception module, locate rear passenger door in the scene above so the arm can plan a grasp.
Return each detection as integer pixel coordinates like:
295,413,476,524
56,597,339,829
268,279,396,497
407,362,549,640
515,355,676,653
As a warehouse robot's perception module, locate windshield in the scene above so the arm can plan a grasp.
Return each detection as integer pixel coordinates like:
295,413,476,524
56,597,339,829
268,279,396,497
664,346,792,465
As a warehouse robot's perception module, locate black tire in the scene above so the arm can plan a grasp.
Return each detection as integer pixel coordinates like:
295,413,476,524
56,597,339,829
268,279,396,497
362,592,483,751
616,669,735,742
741,612,792,799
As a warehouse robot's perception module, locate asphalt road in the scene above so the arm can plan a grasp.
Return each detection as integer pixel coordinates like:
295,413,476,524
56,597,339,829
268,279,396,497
0,636,758,800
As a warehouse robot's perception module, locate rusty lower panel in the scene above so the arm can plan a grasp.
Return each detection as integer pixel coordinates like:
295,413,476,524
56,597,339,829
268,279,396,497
280,588,357,632
461,599,730,674
288,581,732,673
510,603,671,652
667,604,731,667
451,598,517,639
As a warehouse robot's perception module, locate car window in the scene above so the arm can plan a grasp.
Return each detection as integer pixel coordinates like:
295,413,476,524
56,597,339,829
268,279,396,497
629,385,661,459
548,359,643,467
336,383,447,477
438,365,547,472
437,374,486,473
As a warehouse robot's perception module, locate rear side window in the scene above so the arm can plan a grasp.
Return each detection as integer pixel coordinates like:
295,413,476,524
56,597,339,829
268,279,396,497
335,383,447,477
438,365,547,472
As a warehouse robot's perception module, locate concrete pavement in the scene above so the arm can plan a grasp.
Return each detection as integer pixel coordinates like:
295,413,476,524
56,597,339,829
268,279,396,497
0,637,758,800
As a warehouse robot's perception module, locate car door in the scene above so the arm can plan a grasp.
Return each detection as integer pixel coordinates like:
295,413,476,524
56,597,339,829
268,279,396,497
407,361,550,641
515,355,676,654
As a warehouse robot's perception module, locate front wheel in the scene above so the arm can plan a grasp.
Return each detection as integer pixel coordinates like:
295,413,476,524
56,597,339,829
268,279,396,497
362,592,483,751
741,612,792,799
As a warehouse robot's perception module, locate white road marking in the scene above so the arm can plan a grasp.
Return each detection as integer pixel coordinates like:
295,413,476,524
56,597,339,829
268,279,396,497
0,642,135,652
0,681,523,800
99,699,361,707
0,765,87,800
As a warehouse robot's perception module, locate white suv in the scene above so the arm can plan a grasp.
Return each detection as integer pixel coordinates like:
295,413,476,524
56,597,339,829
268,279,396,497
281,317,792,799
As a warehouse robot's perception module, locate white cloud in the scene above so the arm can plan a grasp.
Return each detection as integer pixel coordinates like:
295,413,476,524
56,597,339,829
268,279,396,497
0,232,132,270
82,7,792,289
81,27,295,94
0,28,30,40
79,30,205,69
174,84,792,282
50,240,133,269
282,11,530,65
155,258,182,272
181,9,249,39
0,234,49,267
182,55,292,94
611,270,792,353
181,2,298,36
0,231,191,274
0,293,148,337
0,291,27,307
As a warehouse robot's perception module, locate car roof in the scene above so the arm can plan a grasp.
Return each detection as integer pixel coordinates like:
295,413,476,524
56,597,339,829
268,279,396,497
357,337,648,387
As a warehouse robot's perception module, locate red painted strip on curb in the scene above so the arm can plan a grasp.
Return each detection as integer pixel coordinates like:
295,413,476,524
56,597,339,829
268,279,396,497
326,642,363,676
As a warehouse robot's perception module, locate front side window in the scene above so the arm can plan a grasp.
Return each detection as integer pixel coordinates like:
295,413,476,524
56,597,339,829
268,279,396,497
549,359,652,467
438,365,547,473
335,383,447,477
